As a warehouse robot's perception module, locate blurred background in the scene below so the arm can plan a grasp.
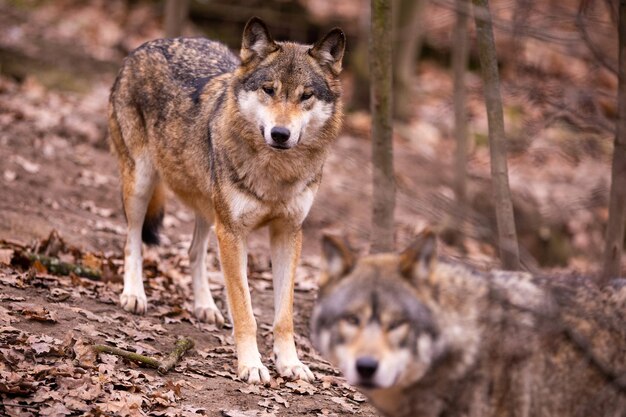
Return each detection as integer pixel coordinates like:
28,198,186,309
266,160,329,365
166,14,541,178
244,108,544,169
0,0,619,275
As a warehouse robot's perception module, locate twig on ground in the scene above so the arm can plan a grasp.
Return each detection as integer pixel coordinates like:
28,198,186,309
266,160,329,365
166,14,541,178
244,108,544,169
158,338,195,374
93,338,195,374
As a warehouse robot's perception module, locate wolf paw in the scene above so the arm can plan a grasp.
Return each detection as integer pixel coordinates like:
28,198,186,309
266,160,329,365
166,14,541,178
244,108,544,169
120,293,147,314
238,363,271,385
277,360,315,382
194,305,225,327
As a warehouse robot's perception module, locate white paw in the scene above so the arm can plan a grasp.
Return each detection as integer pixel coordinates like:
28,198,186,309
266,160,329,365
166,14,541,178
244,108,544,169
120,292,147,314
194,304,225,326
238,362,271,385
276,359,315,382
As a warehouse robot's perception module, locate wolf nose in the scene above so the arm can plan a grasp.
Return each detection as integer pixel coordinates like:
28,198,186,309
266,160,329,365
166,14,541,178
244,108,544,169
356,357,378,379
270,126,291,144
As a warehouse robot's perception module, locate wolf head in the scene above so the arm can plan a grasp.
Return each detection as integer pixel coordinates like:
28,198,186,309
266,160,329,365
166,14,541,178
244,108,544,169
311,231,443,390
234,17,345,150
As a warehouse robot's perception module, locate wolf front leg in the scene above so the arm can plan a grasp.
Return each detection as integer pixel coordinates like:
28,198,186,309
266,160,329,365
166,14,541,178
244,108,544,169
215,220,270,384
269,222,315,381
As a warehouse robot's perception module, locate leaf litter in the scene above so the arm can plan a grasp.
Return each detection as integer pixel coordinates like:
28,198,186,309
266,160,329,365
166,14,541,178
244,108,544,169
0,230,377,416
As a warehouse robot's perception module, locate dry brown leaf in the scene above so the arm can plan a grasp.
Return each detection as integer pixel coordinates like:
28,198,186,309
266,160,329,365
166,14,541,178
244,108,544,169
0,249,14,265
11,304,58,323
82,252,102,270
0,306,17,324
330,396,359,413
96,391,146,417
39,403,72,416
222,410,266,417
272,393,289,408
73,337,97,368
285,380,318,395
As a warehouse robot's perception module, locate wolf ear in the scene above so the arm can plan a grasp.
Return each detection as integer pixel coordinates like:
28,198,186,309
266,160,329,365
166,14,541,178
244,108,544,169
319,234,354,288
309,28,346,75
241,17,279,63
399,229,438,285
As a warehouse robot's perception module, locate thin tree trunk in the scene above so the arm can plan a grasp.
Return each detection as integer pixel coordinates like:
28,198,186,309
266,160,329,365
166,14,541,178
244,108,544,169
472,0,521,270
164,0,189,38
393,0,426,121
600,0,626,284
452,0,470,235
370,0,396,253
349,2,371,110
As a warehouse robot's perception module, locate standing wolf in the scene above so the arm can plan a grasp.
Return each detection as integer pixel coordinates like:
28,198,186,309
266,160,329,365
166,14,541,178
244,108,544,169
108,17,345,384
312,230,626,416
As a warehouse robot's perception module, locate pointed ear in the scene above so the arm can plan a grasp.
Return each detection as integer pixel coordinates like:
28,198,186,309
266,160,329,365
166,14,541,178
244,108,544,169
399,229,438,284
319,234,354,288
309,28,346,75
241,17,279,63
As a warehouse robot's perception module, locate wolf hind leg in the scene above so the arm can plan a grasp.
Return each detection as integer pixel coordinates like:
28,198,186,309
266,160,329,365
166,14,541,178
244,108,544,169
120,154,159,314
189,214,225,326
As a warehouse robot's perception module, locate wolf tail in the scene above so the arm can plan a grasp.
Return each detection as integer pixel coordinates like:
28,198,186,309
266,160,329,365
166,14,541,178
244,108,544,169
142,181,165,246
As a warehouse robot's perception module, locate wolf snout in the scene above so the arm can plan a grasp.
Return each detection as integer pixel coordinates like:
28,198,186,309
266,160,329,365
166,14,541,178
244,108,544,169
356,356,379,379
270,126,291,144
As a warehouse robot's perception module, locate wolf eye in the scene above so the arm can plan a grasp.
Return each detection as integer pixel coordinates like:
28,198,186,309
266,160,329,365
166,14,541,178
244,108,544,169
301,91,313,101
342,314,360,326
262,86,275,96
388,319,408,330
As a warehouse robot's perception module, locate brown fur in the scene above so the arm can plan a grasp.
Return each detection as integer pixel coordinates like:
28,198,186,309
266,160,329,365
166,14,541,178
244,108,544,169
312,230,626,416
109,17,345,383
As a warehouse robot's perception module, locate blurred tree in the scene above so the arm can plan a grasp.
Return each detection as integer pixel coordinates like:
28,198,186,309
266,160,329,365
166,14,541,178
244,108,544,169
349,5,371,110
601,0,626,283
165,0,189,38
392,0,426,121
472,0,520,270
370,0,396,253
452,0,470,242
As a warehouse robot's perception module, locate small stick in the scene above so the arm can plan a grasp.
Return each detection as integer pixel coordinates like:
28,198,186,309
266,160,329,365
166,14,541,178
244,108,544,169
92,344,161,369
158,338,195,374
92,338,195,374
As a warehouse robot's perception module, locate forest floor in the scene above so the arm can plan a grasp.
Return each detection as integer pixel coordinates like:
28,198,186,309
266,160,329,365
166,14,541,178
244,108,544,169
0,0,620,416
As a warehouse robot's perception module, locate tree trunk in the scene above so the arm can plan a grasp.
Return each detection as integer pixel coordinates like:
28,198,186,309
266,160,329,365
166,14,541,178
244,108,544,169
349,3,371,110
370,0,396,253
164,0,189,38
393,0,426,121
472,0,521,270
452,0,470,237
600,0,626,284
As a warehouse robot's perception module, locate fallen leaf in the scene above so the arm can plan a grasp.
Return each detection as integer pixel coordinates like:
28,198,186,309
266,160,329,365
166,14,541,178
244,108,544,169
0,249,14,265
238,385,261,395
14,156,40,174
73,337,97,367
39,403,72,416
4,170,17,182
11,303,58,323
285,380,318,395
0,306,17,324
330,396,358,413
272,394,289,408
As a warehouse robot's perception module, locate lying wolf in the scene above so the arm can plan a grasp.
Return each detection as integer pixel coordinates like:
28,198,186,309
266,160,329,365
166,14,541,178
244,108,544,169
312,230,626,416
109,17,345,384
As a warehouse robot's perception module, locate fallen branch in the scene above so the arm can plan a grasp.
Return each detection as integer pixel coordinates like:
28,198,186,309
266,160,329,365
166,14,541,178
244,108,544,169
93,338,195,374
13,251,101,280
158,338,195,374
